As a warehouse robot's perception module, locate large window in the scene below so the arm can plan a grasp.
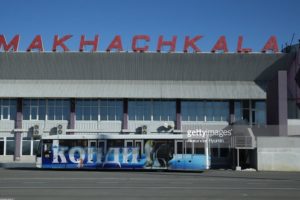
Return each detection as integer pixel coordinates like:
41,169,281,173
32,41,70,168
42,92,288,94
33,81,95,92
0,99,16,120
6,137,14,155
76,99,123,121
128,99,176,121
182,101,229,122
23,99,69,120
234,100,266,125
23,99,46,120
252,101,266,125
129,100,152,121
153,100,176,121
48,99,70,120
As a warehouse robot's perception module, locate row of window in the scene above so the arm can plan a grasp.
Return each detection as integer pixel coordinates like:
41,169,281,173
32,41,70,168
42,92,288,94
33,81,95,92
0,137,39,156
0,99,267,124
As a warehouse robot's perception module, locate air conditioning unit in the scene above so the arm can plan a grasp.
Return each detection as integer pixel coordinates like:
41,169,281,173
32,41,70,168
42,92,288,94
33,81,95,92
57,124,63,135
33,124,39,136
141,125,147,134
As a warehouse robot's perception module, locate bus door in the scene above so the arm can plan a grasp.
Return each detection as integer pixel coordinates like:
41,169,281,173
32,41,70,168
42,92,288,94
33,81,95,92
135,140,143,158
174,140,185,168
88,140,97,163
97,140,106,162
42,140,53,166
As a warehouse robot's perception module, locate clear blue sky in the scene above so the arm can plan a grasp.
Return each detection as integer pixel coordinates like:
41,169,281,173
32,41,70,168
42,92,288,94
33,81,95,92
0,0,299,52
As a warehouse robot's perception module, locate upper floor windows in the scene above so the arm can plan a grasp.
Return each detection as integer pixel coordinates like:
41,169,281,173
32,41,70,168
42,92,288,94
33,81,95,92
0,99,16,120
23,99,70,120
234,100,266,125
182,101,229,122
76,99,123,121
128,99,176,121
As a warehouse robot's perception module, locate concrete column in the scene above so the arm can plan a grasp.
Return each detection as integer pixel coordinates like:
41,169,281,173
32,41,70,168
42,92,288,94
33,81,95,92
14,98,23,161
175,99,181,130
69,98,76,135
267,71,288,136
122,98,128,130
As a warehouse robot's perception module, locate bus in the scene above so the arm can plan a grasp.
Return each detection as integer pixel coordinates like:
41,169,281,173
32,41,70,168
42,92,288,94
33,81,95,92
36,134,210,171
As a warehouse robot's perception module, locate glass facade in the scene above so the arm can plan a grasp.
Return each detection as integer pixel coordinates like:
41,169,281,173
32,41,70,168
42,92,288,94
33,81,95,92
0,99,16,120
6,137,14,155
182,101,229,121
252,101,266,125
47,99,70,120
234,100,266,125
128,99,176,121
23,99,70,120
76,99,123,121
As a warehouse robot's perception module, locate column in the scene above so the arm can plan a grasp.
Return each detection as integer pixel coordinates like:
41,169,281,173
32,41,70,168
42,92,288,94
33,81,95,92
14,98,23,161
175,99,181,130
122,98,128,130
69,98,76,135
266,71,288,136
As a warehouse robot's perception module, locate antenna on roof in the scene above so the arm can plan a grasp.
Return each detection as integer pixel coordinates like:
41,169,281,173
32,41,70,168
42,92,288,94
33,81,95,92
290,33,295,46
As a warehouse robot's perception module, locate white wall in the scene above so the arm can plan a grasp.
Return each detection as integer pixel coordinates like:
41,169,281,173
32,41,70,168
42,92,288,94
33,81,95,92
257,137,300,171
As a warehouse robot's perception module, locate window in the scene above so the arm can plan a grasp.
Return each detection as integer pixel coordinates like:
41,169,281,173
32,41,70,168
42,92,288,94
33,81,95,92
6,137,15,155
129,100,151,120
24,99,69,121
23,99,46,120
76,99,123,121
129,99,176,121
252,101,266,125
48,99,70,120
0,138,4,155
22,138,31,155
182,100,229,122
153,100,176,121
0,99,16,120
100,99,123,121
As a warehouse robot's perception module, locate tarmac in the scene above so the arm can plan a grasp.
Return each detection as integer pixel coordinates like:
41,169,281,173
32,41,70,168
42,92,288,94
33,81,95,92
0,168,299,200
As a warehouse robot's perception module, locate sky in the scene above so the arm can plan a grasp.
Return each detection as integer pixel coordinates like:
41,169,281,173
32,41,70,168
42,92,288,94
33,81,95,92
0,0,299,52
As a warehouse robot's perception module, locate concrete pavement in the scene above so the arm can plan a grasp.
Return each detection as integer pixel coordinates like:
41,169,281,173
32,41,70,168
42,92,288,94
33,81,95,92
0,169,299,200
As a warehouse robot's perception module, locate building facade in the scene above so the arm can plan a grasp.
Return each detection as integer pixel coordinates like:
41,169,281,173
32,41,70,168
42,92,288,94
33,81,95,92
0,45,299,169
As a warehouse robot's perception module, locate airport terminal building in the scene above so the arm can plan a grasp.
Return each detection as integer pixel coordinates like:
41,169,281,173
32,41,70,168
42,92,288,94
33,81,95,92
0,36,299,170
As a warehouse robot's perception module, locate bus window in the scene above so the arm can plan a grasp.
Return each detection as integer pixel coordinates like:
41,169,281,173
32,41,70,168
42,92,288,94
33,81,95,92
175,140,183,154
194,142,205,154
185,141,193,154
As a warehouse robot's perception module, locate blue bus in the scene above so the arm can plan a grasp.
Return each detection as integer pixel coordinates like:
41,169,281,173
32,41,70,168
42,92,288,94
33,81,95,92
36,135,210,171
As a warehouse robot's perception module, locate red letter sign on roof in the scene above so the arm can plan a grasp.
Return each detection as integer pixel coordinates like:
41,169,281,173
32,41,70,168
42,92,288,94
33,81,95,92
106,35,123,52
0,35,20,52
132,35,150,52
237,36,252,53
211,36,228,53
261,36,279,53
27,35,44,52
156,36,177,52
52,35,72,52
183,35,202,53
79,35,99,52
